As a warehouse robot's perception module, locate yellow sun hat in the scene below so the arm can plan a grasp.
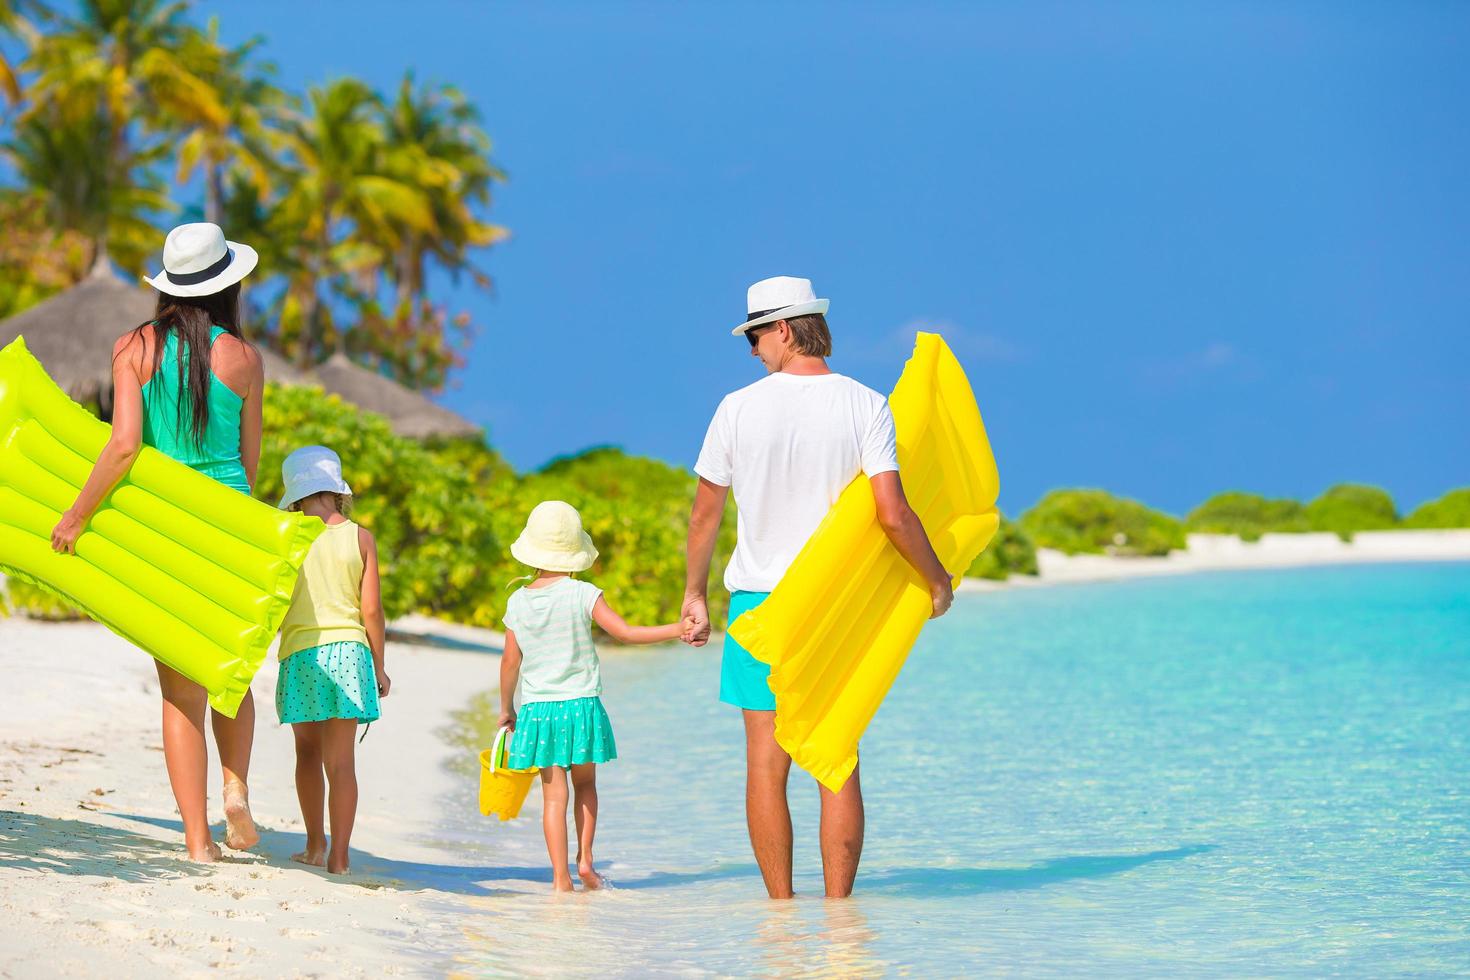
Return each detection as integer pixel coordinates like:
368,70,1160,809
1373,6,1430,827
509,500,598,573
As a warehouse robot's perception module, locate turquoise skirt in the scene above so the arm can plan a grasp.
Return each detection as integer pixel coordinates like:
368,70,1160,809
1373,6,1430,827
276,641,380,725
507,696,617,769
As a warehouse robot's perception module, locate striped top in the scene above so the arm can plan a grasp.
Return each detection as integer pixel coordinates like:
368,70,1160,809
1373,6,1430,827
503,577,604,702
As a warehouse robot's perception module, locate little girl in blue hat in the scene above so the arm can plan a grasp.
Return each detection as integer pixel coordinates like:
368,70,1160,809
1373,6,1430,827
276,445,390,875
498,500,691,891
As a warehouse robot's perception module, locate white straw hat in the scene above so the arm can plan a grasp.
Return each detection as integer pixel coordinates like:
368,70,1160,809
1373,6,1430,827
278,445,353,510
144,222,259,298
510,501,599,573
731,276,830,336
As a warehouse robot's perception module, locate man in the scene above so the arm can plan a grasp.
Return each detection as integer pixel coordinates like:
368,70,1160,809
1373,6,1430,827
682,275,955,899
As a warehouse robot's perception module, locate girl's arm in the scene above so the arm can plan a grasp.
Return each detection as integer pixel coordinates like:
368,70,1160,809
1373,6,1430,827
238,344,265,492
498,630,522,730
359,526,389,696
51,333,146,554
591,596,689,645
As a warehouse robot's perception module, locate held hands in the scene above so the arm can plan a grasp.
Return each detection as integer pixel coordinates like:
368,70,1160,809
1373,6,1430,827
680,594,712,646
50,509,85,555
497,710,516,733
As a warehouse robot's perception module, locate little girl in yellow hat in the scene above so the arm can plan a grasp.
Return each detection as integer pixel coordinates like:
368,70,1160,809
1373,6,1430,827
498,500,691,891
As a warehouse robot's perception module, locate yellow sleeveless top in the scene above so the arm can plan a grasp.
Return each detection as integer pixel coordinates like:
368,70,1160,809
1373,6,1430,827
278,520,369,659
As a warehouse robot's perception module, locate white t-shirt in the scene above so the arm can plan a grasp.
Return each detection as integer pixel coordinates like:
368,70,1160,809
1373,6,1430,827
695,372,899,592
503,578,604,702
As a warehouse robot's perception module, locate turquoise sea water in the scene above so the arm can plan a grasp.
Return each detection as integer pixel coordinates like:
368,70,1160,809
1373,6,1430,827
432,563,1470,976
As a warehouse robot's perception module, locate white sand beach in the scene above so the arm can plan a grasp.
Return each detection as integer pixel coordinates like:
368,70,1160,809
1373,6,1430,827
960,529,1470,591
0,616,506,977
2,531,1468,975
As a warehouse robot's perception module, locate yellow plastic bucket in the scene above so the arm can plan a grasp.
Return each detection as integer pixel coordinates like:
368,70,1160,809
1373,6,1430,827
478,726,537,821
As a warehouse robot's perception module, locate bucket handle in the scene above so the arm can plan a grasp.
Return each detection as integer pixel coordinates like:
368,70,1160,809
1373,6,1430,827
489,725,513,774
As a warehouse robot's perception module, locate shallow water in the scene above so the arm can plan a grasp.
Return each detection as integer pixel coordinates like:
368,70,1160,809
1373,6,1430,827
428,563,1470,976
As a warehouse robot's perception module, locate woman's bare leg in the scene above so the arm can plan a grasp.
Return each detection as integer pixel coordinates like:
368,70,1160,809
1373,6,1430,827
154,662,219,862
540,766,574,891
290,722,327,866
570,763,601,889
321,719,358,875
213,689,258,850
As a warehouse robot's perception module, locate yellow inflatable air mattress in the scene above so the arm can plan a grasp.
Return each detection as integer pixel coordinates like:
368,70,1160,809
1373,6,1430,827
0,337,323,717
727,332,999,792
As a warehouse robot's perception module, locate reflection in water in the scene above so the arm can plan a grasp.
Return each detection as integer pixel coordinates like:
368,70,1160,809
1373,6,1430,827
756,901,886,979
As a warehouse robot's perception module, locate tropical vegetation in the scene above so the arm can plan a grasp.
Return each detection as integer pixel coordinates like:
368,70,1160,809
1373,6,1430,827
0,0,505,387
1404,488,1470,529
1186,491,1309,541
1019,488,1186,557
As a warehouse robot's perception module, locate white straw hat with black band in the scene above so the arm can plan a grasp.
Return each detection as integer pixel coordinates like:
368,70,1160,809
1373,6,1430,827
731,276,830,336
144,222,259,298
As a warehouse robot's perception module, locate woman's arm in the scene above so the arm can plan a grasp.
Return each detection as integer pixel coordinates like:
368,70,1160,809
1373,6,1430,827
498,630,522,729
591,596,689,645
51,334,147,554
239,344,265,492
358,526,389,696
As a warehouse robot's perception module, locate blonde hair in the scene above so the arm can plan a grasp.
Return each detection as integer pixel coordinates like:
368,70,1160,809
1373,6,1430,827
784,313,832,357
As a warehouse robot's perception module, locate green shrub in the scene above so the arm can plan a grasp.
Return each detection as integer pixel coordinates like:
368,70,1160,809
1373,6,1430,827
1020,489,1185,556
1403,488,1470,529
2,577,86,620
261,384,505,626
964,515,1038,580
1304,483,1398,541
1186,491,1309,541
512,447,738,630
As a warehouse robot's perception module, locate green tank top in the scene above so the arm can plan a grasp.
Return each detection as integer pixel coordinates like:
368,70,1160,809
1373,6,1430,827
141,325,250,494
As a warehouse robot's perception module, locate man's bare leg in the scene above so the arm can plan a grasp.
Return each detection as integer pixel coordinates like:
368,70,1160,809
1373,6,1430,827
744,709,795,899
818,759,864,898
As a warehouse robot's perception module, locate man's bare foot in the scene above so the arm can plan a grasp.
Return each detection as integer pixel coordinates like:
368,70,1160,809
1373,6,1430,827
326,858,350,876
222,780,259,851
186,840,222,863
291,843,327,867
577,863,603,890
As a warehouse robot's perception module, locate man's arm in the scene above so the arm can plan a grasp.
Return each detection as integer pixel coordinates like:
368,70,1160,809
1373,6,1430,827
871,471,954,618
683,477,729,645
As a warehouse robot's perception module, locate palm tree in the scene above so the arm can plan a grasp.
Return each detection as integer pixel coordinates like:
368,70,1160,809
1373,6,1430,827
21,0,223,267
380,73,507,307
2,101,169,275
349,73,506,389
271,77,436,369
172,17,289,224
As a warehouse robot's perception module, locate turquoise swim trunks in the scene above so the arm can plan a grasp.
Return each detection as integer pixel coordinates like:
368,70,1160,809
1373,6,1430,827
721,590,775,711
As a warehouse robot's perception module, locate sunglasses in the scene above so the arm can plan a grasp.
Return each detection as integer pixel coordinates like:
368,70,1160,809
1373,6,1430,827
745,324,773,349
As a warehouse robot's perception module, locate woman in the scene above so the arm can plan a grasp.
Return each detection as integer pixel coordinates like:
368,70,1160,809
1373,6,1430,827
50,223,266,862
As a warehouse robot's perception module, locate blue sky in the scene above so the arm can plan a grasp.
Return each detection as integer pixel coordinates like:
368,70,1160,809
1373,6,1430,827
214,1,1468,515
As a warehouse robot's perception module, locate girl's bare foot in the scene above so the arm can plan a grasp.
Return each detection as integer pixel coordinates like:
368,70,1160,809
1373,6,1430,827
222,780,259,851
186,840,223,863
291,842,327,867
552,873,576,893
577,862,603,890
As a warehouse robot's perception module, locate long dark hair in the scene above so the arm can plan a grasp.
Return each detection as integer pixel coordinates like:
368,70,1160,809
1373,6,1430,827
126,282,244,449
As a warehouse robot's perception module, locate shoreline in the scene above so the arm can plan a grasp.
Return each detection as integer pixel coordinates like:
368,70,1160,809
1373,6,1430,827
958,529,1470,592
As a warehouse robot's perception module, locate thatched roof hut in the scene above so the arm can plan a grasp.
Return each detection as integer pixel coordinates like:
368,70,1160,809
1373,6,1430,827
0,267,478,440
313,353,480,440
